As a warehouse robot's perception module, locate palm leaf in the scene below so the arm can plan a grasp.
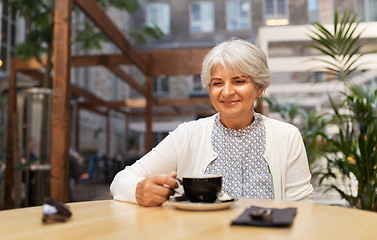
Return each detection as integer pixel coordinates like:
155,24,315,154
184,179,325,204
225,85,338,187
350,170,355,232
341,35,361,59
313,22,334,39
334,10,338,33
305,10,376,85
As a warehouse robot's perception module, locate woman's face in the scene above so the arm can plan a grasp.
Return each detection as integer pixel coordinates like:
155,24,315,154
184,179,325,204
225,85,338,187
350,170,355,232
209,64,263,129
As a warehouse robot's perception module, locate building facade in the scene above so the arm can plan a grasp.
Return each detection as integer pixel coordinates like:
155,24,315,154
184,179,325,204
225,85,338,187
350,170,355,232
1,0,377,164
127,0,377,116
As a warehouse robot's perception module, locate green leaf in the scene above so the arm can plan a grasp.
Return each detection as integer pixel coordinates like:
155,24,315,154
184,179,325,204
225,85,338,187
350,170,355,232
106,0,140,13
143,24,164,40
75,24,109,50
305,10,377,85
313,22,334,39
129,23,164,44
334,10,338,34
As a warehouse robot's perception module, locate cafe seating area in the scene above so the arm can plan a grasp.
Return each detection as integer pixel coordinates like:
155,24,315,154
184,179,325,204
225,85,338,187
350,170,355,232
1,3,377,240
69,154,122,202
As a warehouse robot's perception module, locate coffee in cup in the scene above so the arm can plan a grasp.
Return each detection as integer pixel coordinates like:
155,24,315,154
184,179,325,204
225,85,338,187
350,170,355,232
182,174,222,203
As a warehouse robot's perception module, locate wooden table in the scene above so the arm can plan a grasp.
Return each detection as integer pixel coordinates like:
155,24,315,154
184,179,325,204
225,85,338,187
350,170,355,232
1,198,376,239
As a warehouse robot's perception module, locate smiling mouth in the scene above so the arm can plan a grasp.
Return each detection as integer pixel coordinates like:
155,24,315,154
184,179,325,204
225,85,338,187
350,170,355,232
221,100,240,105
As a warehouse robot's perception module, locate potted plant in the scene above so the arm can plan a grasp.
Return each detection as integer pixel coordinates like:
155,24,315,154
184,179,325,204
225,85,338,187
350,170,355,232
263,97,328,170
306,10,377,211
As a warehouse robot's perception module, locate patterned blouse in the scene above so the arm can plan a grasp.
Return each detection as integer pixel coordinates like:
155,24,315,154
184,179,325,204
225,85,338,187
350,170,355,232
204,113,275,199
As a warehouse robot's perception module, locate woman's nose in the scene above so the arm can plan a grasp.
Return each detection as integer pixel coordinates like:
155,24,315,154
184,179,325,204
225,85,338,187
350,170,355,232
222,82,235,96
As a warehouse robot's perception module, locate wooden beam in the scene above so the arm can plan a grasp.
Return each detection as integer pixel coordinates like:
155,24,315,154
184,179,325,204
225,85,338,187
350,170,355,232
71,54,131,67
92,97,212,108
71,56,149,104
51,0,72,203
78,102,108,116
105,97,212,108
128,109,216,117
18,69,132,115
18,69,125,113
4,63,17,209
19,69,106,106
19,69,106,107
157,97,211,107
145,75,153,152
12,57,45,71
18,68,133,117
106,65,146,96
71,48,210,76
74,0,148,73
79,101,215,117
146,48,210,75
19,69,45,81
70,85,106,105
19,68,212,112
102,99,146,108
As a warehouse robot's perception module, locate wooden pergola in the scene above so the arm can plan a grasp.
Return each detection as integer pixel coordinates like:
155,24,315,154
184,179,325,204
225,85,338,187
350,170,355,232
4,0,214,208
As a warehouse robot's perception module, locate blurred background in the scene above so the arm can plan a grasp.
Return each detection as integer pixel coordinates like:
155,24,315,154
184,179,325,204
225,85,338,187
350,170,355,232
1,0,377,210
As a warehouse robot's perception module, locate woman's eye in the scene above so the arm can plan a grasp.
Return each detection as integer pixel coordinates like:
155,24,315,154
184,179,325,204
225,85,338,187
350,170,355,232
235,80,246,84
211,82,222,86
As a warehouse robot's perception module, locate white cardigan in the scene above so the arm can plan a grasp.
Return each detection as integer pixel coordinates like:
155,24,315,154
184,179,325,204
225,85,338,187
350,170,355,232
110,114,313,203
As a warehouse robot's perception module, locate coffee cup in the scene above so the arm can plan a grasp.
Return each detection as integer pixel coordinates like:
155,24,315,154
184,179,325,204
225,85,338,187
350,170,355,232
182,174,222,203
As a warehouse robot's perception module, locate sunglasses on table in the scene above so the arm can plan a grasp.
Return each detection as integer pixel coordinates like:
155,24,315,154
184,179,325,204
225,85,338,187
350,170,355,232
42,197,72,223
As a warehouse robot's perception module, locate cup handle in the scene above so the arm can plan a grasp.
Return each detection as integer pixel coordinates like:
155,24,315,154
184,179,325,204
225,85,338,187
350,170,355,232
173,177,184,196
175,177,183,185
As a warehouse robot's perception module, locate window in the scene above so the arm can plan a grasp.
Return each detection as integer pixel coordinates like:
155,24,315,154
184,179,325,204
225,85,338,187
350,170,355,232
146,3,170,34
193,74,205,92
226,0,251,31
153,74,169,96
308,0,333,24
189,75,208,97
358,0,377,22
189,2,214,33
308,0,319,23
264,0,289,26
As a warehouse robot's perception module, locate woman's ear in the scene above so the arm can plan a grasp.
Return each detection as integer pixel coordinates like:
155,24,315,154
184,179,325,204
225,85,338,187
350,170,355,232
256,87,264,99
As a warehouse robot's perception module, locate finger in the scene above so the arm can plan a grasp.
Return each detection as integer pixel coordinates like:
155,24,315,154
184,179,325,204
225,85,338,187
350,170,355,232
141,177,171,198
136,178,173,206
139,189,169,206
151,194,171,206
136,179,165,206
150,183,174,197
168,171,179,188
152,174,178,189
168,171,177,178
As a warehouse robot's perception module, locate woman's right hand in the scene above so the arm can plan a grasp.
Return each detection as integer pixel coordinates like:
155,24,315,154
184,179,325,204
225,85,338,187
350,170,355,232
135,171,178,207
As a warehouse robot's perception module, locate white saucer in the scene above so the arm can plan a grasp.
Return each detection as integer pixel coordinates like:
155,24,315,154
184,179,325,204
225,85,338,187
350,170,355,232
167,197,237,211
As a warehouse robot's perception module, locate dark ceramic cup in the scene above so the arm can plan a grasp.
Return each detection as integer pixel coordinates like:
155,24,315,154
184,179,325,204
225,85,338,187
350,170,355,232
182,174,222,203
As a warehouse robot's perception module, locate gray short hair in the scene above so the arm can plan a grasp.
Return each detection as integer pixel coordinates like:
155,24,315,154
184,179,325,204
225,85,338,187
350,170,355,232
201,38,271,91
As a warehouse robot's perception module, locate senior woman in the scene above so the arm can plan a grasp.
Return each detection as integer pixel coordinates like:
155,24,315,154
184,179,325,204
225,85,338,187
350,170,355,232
110,38,313,207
